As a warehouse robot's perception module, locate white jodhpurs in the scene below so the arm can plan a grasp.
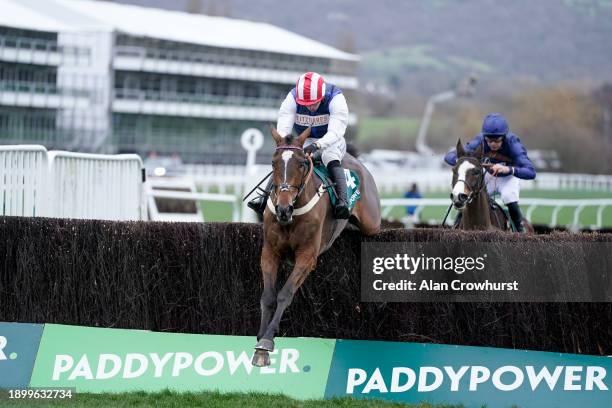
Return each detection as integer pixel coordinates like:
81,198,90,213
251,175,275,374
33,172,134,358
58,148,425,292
304,137,346,166
485,172,520,204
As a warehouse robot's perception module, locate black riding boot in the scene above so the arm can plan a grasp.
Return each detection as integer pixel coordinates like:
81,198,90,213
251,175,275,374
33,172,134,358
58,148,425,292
506,202,525,233
247,178,274,215
327,160,350,219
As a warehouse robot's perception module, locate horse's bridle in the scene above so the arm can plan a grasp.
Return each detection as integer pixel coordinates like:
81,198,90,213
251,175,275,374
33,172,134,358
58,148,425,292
453,157,486,205
270,145,314,208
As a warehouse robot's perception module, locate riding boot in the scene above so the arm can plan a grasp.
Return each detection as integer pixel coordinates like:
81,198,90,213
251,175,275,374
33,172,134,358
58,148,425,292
327,160,350,219
506,202,525,233
453,211,463,228
247,178,274,215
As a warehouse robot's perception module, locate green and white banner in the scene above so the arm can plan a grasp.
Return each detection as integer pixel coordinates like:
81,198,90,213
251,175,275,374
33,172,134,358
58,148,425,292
1,322,610,407
29,324,334,399
325,340,612,407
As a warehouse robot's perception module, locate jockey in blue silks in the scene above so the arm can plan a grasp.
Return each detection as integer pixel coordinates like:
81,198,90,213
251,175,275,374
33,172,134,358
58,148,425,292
248,71,351,219
444,113,536,232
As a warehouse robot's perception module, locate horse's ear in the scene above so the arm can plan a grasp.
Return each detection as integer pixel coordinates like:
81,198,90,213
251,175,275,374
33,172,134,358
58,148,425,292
270,125,283,146
473,141,484,158
297,127,311,146
456,139,465,158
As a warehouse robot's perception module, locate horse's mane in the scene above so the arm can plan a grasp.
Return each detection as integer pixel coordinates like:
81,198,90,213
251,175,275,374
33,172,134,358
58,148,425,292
460,152,482,163
283,134,295,145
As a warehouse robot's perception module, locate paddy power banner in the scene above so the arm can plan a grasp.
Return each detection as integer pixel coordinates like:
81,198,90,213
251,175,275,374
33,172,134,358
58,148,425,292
325,339,612,408
28,324,334,399
1,322,611,407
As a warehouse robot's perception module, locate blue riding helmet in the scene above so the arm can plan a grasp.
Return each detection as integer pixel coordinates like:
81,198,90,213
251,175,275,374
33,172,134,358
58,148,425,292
482,113,509,137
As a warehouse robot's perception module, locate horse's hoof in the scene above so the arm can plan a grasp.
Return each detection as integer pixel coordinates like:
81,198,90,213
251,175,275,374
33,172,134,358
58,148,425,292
254,338,274,352
252,350,270,367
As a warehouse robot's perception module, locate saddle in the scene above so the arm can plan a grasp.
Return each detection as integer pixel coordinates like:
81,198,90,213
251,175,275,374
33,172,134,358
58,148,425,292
311,153,361,211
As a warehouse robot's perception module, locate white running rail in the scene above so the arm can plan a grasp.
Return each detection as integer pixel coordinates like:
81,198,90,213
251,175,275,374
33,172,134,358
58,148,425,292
380,198,612,229
145,177,240,222
180,165,612,194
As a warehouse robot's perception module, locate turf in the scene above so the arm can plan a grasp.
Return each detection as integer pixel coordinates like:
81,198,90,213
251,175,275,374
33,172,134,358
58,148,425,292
357,117,420,143
0,389,472,408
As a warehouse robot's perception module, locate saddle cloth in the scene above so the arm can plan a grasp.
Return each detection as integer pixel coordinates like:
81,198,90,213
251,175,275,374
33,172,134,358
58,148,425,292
312,165,361,210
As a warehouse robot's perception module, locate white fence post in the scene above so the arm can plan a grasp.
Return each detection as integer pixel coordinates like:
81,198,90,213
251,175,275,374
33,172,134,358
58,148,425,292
240,128,265,223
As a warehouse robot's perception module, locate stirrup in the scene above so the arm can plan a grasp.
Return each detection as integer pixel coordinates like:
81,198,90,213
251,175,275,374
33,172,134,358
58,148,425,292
247,196,267,215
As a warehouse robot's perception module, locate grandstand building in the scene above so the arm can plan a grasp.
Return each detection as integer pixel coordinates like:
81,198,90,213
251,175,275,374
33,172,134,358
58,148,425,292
0,0,358,163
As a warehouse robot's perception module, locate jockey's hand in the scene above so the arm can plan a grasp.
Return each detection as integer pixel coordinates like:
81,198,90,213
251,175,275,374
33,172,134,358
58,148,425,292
304,143,319,157
489,163,511,176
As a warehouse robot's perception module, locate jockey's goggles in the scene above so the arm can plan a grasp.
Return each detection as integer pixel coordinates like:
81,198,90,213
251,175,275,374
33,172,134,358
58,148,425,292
484,135,504,142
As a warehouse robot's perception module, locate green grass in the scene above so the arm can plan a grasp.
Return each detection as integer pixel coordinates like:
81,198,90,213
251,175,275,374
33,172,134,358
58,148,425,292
0,389,469,408
446,56,494,73
195,186,239,222
357,117,420,143
198,198,236,222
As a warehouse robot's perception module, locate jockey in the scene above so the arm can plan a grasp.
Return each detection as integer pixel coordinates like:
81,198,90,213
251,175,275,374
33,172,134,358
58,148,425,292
444,113,536,232
248,72,351,219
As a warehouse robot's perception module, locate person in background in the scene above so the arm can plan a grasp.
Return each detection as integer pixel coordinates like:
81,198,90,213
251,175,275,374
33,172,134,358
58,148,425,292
404,183,422,216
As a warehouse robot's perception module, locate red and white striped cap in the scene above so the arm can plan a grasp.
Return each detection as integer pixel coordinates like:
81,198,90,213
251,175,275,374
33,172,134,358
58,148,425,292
295,72,326,106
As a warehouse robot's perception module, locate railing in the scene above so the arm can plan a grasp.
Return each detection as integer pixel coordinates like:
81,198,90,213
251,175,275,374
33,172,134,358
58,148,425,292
48,151,146,220
380,198,612,229
179,165,612,194
114,88,280,107
531,173,612,191
0,145,146,220
369,169,612,194
147,189,239,222
144,177,239,222
0,35,59,54
0,145,49,217
114,45,338,76
0,80,91,99
0,80,58,95
181,164,261,193
0,35,90,61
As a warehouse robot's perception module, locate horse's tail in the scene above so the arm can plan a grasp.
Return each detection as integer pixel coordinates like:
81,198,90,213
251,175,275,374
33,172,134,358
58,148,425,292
346,142,360,158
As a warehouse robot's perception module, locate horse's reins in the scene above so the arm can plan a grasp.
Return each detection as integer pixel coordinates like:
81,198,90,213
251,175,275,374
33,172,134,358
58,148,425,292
242,170,273,202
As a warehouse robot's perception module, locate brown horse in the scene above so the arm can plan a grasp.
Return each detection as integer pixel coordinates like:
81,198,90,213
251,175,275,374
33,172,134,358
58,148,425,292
252,126,381,367
451,139,512,230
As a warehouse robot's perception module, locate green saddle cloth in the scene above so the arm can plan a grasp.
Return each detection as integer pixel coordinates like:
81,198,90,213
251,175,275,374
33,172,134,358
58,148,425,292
313,165,361,210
